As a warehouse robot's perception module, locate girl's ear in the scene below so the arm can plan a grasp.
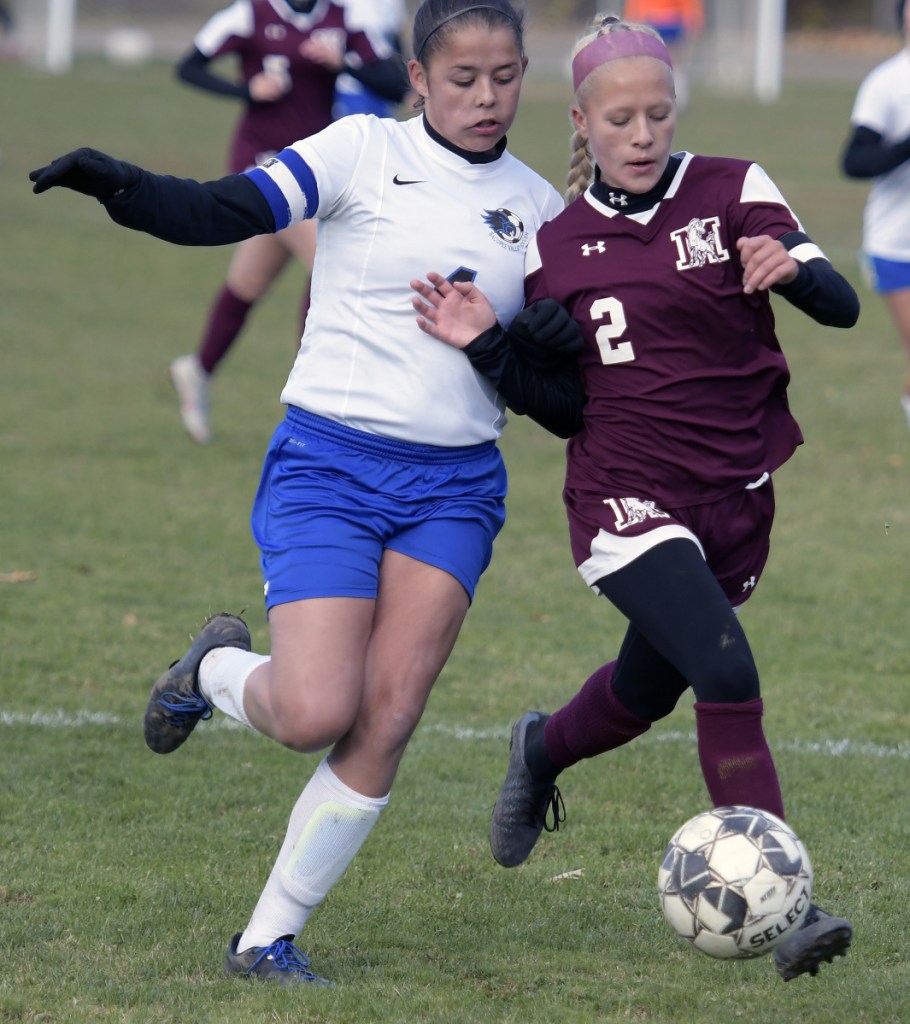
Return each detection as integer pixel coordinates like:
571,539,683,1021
408,58,429,99
571,105,587,139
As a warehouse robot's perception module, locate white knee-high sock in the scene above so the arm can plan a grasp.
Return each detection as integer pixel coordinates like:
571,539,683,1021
198,647,269,729
238,758,389,951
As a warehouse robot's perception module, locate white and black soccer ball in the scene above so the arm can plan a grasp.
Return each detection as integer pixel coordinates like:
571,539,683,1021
657,805,813,960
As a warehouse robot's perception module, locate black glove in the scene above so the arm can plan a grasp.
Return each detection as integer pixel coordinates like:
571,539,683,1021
508,298,583,371
30,147,140,200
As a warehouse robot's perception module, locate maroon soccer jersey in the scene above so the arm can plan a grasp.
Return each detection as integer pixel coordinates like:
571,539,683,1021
197,0,382,172
525,153,805,507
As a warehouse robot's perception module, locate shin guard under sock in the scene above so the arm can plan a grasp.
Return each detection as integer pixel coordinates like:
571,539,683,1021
544,662,652,769
694,698,784,819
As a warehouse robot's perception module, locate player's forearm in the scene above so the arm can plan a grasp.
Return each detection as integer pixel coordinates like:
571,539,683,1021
176,47,250,101
344,55,410,103
105,171,275,245
841,125,910,179
464,324,585,438
772,257,860,329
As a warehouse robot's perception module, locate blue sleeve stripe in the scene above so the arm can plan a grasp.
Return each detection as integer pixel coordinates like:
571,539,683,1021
279,147,319,214
243,148,319,230
245,167,292,228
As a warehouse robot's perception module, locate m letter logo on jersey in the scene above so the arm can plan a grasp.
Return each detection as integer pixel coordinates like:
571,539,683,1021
582,241,606,257
310,28,346,54
482,208,525,251
670,216,730,271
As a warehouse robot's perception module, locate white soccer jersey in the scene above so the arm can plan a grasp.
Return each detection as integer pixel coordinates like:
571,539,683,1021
850,48,910,260
339,0,405,37
248,113,563,446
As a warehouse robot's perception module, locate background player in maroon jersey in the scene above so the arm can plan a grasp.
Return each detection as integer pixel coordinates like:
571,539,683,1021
169,0,408,442
412,12,859,983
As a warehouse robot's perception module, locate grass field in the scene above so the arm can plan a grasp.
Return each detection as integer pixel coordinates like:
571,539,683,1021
2,52,909,1024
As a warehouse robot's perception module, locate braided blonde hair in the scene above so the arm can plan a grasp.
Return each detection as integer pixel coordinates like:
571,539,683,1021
564,14,667,203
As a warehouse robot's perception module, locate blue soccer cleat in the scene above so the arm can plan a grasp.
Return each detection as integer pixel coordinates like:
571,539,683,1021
225,933,332,986
143,612,250,754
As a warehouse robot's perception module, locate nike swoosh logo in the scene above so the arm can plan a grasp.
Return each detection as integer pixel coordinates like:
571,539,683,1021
393,174,426,185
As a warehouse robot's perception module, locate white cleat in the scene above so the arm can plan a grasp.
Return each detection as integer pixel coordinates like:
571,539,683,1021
169,354,212,444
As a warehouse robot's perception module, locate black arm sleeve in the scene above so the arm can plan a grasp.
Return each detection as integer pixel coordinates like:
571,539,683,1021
344,53,410,103
103,170,275,245
175,46,250,101
841,124,910,179
463,324,585,438
771,232,860,328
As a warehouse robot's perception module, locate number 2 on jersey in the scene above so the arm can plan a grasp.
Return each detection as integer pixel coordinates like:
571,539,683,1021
591,296,634,365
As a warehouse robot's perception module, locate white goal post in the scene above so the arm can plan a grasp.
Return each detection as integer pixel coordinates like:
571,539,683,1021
44,0,77,73
703,0,788,102
754,0,787,102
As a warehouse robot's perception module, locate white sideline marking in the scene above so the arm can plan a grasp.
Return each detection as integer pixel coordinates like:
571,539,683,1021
3,709,909,762
0,709,123,727
420,724,910,761
645,728,910,762
0,709,244,730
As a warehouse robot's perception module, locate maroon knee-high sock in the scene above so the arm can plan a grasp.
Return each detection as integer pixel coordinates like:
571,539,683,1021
197,286,253,374
543,662,651,769
694,698,784,819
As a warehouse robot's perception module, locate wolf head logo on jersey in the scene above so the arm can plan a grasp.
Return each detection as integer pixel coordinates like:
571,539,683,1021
670,216,731,271
483,208,525,249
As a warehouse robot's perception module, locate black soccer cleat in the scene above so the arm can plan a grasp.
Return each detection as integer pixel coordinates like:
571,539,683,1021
225,933,333,986
489,711,564,867
143,612,250,754
774,904,853,981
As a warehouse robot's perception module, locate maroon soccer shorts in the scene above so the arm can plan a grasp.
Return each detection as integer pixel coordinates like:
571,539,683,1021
565,476,775,608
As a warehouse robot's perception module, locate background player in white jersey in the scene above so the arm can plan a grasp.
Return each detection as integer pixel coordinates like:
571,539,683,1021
169,0,408,443
333,0,409,119
412,13,859,984
30,0,571,986
842,0,910,432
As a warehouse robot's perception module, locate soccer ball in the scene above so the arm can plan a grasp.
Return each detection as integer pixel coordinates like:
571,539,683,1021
657,805,813,960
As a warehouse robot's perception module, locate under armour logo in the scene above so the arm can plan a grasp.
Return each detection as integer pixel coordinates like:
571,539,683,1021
742,576,757,592
581,241,606,256
608,192,628,207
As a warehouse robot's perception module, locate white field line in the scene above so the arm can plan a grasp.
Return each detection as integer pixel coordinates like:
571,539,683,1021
421,724,910,761
1,709,909,761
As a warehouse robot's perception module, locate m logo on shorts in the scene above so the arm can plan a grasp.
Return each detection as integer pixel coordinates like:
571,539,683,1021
604,497,671,532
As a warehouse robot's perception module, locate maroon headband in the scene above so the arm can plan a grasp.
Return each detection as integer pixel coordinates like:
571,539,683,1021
571,30,672,91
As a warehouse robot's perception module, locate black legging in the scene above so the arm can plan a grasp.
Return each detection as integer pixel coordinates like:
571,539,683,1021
595,537,761,721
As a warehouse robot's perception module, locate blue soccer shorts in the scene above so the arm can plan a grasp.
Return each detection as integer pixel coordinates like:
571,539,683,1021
863,253,910,294
250,407,507,610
